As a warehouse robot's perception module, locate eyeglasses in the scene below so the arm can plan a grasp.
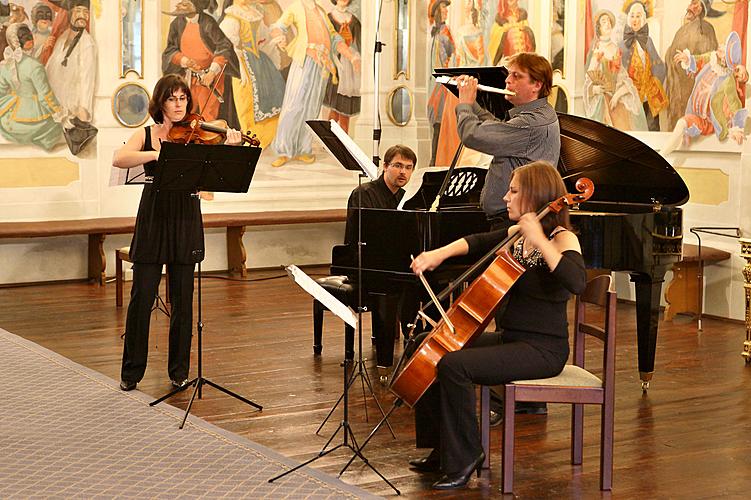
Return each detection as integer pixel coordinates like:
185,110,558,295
387,162,414,171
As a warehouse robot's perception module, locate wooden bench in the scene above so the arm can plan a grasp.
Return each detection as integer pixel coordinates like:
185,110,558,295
664,243,731,321
0,209,346,285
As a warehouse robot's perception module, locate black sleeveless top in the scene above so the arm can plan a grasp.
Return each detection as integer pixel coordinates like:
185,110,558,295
128,126,204,264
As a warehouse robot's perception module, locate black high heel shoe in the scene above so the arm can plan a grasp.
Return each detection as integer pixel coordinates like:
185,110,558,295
431,451,485,490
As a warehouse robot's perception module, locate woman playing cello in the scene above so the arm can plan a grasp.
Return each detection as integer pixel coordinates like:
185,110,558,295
408,161,587,489
113,74,242,392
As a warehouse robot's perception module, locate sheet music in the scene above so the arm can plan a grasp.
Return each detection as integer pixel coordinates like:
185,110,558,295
285,265,357,329
327,120,378,180
109,165,146,187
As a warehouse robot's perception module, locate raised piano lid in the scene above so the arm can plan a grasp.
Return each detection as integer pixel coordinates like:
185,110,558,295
557,113,689,211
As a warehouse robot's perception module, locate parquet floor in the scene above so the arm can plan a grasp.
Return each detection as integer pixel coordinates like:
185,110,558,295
1,267,749,498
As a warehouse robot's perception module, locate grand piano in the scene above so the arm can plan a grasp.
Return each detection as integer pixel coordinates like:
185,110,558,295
333,67,689,389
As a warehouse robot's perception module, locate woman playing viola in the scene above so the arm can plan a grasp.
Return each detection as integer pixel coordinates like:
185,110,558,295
112,74,242,392
408,161,587,489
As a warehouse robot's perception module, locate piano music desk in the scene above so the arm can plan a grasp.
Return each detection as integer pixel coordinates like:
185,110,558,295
664,244,731,321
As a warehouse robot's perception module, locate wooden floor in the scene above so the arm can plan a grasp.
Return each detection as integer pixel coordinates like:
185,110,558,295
1,267,749,498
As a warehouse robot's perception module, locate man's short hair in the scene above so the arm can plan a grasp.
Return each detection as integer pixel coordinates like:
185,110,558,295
383,144,417,168
507,52,554,98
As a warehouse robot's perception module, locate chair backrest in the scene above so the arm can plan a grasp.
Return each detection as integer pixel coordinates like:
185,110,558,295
572,275,617,392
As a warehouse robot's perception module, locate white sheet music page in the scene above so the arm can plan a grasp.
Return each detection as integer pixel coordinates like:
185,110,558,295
328,120,378,180
285,265,357,329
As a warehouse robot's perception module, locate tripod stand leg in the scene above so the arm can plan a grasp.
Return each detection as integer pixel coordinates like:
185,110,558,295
340,399,403,475
151,293,170,317
267,442,346,483
180,378,203,429
316,360,358,434
357,363,396,438
202,378,262,410
149,377,197,406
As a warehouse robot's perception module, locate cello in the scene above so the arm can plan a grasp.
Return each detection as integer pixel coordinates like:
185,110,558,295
390,177,595,407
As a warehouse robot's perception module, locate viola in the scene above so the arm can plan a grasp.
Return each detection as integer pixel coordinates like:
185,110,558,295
389,177,595,407
168,113,260,146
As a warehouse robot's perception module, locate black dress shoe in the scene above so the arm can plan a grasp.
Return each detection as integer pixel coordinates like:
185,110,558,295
171,378,189,389
119,380,137,391
408,449,440,472
489,410,503,427
432,451,485,490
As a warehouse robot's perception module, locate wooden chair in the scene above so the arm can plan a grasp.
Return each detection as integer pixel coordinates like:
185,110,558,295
115,246,169,310
480,274,616,492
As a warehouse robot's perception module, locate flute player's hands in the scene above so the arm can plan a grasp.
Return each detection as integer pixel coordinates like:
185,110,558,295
456,75,478,105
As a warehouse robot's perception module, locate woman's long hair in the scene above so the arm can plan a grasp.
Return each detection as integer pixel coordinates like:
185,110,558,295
513,161,572,236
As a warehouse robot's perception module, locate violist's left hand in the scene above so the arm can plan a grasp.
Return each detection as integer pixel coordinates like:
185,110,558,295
225,128,242,145
517,213,547,249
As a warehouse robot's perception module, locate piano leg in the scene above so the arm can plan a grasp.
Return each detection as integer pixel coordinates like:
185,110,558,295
630,269,668,392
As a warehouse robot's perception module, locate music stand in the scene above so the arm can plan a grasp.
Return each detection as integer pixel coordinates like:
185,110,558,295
148,142,263,429
268,120,399,495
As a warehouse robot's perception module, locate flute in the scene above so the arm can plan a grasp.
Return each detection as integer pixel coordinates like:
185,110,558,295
436,75,516,96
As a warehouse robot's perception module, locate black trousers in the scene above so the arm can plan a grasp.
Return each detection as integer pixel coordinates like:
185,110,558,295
121,262,195,383
413,331,566,475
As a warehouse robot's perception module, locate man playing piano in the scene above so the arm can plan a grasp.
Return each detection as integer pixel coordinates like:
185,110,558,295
344,144,419,373
453,52,560,418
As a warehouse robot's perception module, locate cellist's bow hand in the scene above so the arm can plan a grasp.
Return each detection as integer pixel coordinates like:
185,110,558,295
517,213,547,248
410,250,443,275
225,128,243,145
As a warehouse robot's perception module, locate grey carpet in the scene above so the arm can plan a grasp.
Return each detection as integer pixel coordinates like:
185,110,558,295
0,327,380,499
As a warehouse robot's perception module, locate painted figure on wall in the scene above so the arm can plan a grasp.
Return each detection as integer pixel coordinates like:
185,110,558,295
322,0,361,134
662,31,748,155
489,0,535,66
619,0,666,131
583,9,647,130
162,0,241,128
267,0,360,168
30,2,54,60
45,0,97,154
251,0,291,80
0,23,63,150
0,2,28,62
427,0,456,166
206,0,232,22
219,0,284,148
664,0,721,130
456,0,486,67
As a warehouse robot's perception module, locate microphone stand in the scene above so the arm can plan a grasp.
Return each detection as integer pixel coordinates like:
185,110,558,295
371,0,384,168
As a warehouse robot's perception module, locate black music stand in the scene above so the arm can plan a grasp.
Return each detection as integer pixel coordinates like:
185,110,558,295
268,120,399,495
148,142,263,429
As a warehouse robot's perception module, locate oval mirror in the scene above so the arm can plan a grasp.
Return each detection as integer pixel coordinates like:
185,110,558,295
112,82,150,127
387,86,412,127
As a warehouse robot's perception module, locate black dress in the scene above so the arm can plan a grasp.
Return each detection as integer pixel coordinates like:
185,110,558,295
129,126,204,264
